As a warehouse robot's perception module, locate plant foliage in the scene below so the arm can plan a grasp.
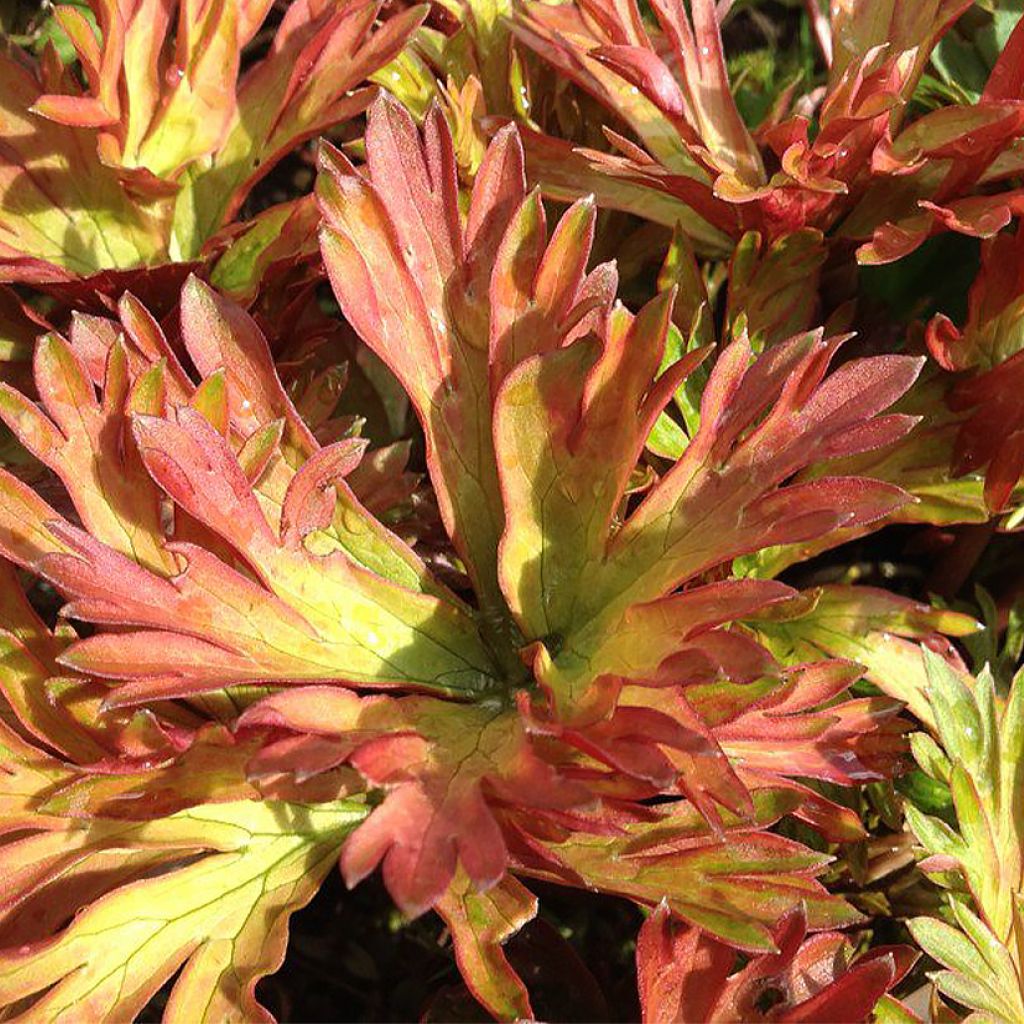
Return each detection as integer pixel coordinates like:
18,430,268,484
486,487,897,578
0,0,1021,1021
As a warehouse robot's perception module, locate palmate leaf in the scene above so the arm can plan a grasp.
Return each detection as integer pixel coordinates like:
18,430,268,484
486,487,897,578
0,258,873,995
0,797,367,1023
239,686,592,919
52,410,496,700
311,95,925,913
0,704,365,1022
0,281,498,704
505,328,922,717
509,788,862,953
0,261,779,955
0,0,425,283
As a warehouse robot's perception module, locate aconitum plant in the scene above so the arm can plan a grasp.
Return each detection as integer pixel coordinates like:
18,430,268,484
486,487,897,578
0,1,1021,1021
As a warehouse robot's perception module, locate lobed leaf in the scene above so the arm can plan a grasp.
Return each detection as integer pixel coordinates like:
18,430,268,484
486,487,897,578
0,799,367,1023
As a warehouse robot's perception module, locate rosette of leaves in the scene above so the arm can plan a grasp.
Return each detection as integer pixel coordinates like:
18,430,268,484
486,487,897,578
0,94,943,1021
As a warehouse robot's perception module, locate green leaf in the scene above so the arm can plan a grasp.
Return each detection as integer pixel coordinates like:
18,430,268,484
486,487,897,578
435,872,537,1020
528,791,860,953
0,799,367,1022
910,732,952,783
31,2,98,66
